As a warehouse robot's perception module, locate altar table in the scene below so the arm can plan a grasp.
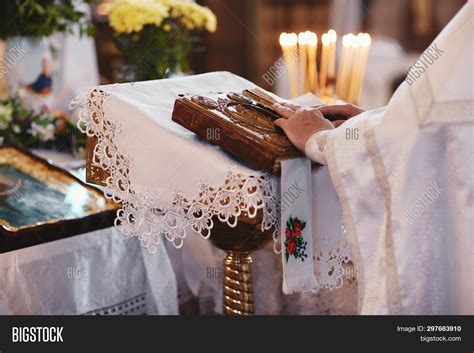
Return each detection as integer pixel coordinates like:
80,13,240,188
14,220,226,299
0,226,177,315
71,71,355,315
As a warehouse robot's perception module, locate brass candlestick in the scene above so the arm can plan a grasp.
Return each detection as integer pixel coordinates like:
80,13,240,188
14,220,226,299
223,251,254,315
209,213,273,316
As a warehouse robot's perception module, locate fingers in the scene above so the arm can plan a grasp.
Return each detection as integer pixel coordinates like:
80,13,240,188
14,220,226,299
317,104,351,120
273,118,288,129
317,104,364,121
280,102,301,111
272,103,295,119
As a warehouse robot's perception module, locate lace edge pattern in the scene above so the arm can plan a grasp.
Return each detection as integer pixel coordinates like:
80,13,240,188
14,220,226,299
70,89,352,291
70,89,279,253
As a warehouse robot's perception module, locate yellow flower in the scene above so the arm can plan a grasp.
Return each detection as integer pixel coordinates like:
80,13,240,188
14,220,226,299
108,0,217,34
109,0,170,34
171,2,217,32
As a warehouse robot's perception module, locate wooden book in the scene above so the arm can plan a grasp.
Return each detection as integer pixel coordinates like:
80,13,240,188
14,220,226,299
171,88,301,175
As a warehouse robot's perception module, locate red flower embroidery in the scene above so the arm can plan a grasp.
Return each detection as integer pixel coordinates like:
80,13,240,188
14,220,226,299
293,218,302,229
284,216,308,262
293,227,302,238
287,239,297,255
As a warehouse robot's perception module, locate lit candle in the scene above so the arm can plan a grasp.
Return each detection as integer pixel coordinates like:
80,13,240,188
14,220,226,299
348,33,371,103
327,29,337,96
337,33,356,100
298,31,309,94
319,32,329,95
354,33,371,102
336,34,348,98
280,32,299,98
347,34,361,102
307,32,318,93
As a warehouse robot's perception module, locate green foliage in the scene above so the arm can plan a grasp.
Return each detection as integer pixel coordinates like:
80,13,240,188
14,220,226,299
113,22,204,81
0,0,97,39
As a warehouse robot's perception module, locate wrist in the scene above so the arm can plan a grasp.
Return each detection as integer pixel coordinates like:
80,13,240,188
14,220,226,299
304,129,331,165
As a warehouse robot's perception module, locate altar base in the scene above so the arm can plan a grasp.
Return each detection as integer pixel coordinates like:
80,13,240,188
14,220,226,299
223,251,254,315
209,214,273,316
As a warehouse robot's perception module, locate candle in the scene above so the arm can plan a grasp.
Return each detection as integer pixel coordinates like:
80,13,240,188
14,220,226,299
348,33,371,103
319,32,329,95
327,29,337,96
280,32,299,98
298,31,309,94
307,32,318,93
337,33,356,100
346,34,361,102
336,34,348,98
354,33,371,102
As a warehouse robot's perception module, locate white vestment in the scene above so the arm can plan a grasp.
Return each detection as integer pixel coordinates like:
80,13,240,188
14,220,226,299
305,1,473,314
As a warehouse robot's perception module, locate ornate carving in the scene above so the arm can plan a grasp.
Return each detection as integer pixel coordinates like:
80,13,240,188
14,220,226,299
190,93,293,149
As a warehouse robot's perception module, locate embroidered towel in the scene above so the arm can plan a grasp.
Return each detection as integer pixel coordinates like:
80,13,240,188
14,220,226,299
280,157,318,294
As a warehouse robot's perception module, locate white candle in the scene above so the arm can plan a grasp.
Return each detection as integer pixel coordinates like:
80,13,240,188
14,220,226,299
336,34,348,98
280,32,299,98
354,33,371,102
347,34,362,103
298,31,310,94
348,33,370,103
307,32,318,93
319,33,329,95
327,29,337,96
337,33,356,100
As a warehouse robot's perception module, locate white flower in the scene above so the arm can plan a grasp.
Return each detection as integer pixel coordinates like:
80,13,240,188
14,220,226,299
12,125,21,134
31,122,55,142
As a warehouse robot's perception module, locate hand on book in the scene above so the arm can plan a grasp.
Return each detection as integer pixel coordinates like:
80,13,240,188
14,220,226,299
316,104,365,127
273,102,334,153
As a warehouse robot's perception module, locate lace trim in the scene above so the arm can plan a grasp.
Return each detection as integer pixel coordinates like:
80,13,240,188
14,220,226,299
70,89,278,253
70,88,351,291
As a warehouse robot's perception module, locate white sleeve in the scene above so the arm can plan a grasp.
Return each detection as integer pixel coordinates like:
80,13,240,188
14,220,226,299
304,129,332,165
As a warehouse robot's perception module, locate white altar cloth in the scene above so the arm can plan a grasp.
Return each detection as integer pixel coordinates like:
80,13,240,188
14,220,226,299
0,227,178,315
71,72,352,295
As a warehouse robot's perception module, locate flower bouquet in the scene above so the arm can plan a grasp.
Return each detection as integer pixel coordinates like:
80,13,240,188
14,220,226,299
0,96,85,155
108,0,217,81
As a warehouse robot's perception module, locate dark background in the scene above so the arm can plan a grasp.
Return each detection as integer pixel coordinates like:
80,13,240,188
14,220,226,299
92,0,466,90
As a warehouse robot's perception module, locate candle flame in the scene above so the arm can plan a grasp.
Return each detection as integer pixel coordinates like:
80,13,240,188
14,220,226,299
327,29,337,43
356,33,371,47
287,33,298,45
307,32,318,46
322,33,330,46
363,33,372,46
298,32,309,45
342,34,350,47
347,33,358,48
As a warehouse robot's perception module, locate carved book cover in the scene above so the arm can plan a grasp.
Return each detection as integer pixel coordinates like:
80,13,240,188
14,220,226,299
171,88,302,175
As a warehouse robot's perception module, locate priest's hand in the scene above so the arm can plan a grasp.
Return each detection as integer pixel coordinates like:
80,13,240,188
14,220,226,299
273,102,334,152
316,104,364,127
